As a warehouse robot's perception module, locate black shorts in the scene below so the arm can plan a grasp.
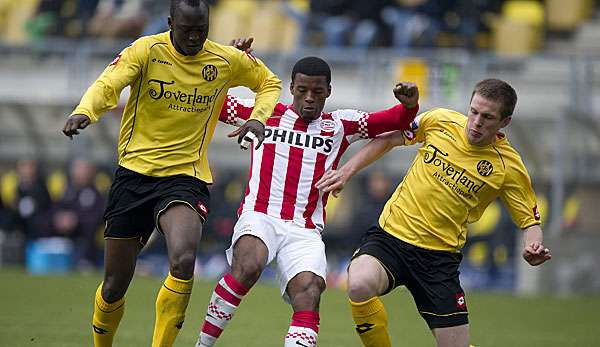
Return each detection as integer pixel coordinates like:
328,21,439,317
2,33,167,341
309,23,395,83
353,225,468,329
103,166,210,245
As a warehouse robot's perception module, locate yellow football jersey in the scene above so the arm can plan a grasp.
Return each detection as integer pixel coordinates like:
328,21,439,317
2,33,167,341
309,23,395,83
379,108,541,252
71,32,281,182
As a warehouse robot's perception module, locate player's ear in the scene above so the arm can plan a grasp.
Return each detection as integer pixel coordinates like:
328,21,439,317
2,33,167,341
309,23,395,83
289,81,294,94
326,85,332,98
168,16,173,30
501,116,512,128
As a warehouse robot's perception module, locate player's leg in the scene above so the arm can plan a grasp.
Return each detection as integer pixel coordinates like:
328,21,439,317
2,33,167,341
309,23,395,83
433,325,470,347
197,211,276,346
152,203,203,347
93,238,141,347
401,242,469,347
231,235,269,287
197,235,269,346
93,166,153,347
285,272,326,347
277,223,327,347
347,254,391,347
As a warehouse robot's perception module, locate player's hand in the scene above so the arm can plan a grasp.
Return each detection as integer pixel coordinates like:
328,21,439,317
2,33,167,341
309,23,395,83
62,114,91,139
228,119,265,150
393,82,419,109
522,241,551,266
315,169,348,198
229,37,254,54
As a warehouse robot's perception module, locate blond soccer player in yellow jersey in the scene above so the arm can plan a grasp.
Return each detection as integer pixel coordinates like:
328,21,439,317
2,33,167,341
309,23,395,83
316,79,552,347
61,1,281,346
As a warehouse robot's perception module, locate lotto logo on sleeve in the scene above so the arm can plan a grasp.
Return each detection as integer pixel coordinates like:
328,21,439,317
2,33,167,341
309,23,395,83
245,52,258,63
109,54,122,66
533,205,541,220
455,293,467,310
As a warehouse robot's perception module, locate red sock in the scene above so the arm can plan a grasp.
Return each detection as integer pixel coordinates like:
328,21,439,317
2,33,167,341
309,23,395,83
197,273,249,347
285,311,319,347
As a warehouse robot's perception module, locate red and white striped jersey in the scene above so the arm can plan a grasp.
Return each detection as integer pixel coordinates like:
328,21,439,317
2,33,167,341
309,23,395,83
219,94,418,231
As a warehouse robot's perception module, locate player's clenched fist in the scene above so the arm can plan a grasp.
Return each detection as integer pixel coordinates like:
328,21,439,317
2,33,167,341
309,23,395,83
393,82,419,109
522,241,552,266
62,114,91,139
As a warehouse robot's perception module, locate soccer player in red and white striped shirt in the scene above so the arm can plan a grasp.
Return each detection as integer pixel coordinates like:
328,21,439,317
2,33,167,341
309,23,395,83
196,56,419,347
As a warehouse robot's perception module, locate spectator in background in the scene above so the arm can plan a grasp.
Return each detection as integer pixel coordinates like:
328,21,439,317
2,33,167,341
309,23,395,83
447,0,504,50
308,0,391,48
88,0,147,39
26,0,102,40
280,0,310,46
382,0,448,50
143,0,219,36
141,0,171,36
0,194,14,232
11,159,52,240
348,170,394,249
63,0,102,38
51,158,105,268
25,0,63,40
201,168,245,253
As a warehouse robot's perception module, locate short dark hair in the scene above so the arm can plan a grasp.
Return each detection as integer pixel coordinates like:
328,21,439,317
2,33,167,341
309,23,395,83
472,78,517,118
291,57,331,84
170,0,208,18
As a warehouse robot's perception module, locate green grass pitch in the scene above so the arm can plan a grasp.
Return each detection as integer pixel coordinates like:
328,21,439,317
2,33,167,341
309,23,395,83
1,268,598,346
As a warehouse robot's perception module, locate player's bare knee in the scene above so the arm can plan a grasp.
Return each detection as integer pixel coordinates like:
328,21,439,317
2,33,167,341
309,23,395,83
301,277,325,297
231,259,263,286
347,271,386,302
102,279,127,303
347,276,378,302
169,250,196,279
290,284,323,311
289,273,325,308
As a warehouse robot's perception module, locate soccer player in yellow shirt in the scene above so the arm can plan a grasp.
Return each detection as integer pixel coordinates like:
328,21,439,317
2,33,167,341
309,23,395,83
316,78,551,347
61,1,281,346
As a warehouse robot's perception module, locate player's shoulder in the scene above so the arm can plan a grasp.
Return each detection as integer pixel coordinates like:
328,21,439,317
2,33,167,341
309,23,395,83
493,134,524,163
132,31,170,49
203,39,246,61
422,107,465,122
413,108,464,131
203,39,230,53
267,102,288,118
329,108,366,121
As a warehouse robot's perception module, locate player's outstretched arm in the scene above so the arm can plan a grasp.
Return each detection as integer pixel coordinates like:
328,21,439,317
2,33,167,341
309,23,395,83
316,131,405,197
62,114,91,139
393,82,419,109
521,225,551,266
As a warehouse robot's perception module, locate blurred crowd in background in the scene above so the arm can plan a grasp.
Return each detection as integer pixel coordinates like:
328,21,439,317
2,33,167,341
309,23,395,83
0,158,395,271
0,0,594,54
0,156,575,291
0,0,501,48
